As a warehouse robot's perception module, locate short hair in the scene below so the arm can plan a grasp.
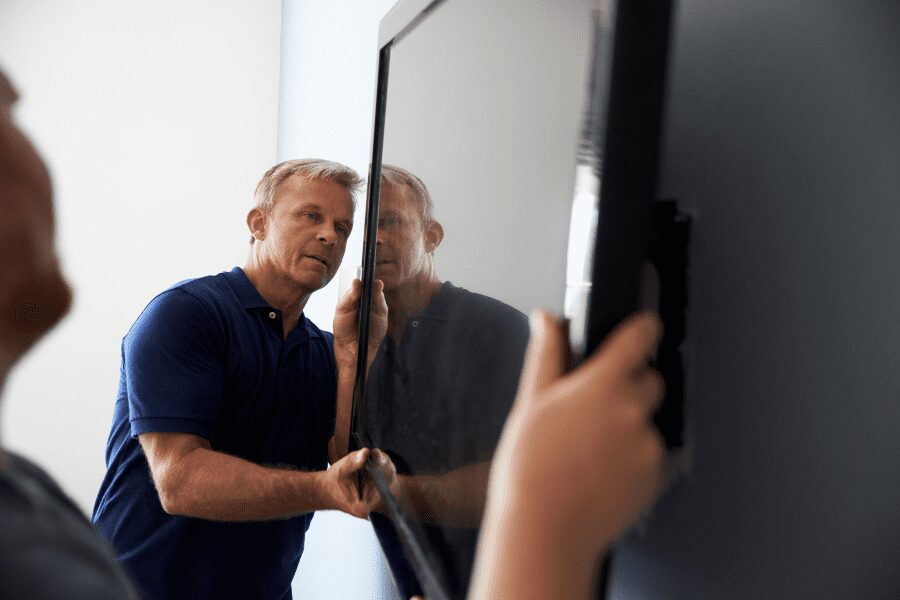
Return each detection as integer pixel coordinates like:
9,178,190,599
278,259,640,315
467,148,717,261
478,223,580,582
250,159,362,244
253,158,363,213
380,164,434,224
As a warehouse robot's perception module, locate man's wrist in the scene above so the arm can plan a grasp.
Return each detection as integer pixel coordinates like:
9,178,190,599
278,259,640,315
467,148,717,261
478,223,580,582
309,471,334,510
288,469,331,512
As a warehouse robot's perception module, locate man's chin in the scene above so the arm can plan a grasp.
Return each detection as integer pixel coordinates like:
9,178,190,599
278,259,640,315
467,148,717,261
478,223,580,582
290,269,334,293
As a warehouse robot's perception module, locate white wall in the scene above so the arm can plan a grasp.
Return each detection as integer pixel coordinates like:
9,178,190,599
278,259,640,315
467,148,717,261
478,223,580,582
0,0,281,510
279,0,397,329
279,2,399,598
1,1,399,597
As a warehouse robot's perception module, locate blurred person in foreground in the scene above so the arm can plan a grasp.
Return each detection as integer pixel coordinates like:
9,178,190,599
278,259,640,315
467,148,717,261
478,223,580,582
0,68,138,598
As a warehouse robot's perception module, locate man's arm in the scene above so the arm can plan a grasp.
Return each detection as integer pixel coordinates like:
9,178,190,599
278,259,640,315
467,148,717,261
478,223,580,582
468,312,666,600
329,278,388,463
140,432,371,521
369,455,490,528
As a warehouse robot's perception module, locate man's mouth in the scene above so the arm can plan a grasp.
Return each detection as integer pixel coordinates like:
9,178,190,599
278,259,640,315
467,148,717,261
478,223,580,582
306,255,329,266
375,259,392,266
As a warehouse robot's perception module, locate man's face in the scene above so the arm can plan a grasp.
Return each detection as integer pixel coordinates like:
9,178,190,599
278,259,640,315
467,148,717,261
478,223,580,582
0,69,71,373
259,174,354,292
375,184,433,292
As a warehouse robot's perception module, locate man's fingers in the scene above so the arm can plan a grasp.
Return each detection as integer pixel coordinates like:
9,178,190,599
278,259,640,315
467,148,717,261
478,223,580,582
517,310,568,399
372,279,387,314
593,311,662,377
336,278,362,313
370,448,392,475
363,482,383,511
334,448,369,477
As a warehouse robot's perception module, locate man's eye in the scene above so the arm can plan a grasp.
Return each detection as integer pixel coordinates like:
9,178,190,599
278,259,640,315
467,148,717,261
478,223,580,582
336,226,350,236
303,212,320,222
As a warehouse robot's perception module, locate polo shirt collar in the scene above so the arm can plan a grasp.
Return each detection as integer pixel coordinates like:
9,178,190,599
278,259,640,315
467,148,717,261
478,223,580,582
414,281,457,323
223,267,323,341
224,267,272,310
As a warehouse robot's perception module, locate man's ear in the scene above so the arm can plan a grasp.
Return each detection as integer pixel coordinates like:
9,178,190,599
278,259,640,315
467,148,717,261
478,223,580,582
425,220,444,253
247,207,267,243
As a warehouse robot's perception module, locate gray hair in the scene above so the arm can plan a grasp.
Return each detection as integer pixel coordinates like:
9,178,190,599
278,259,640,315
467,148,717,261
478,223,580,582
380,164,434,224
250,159,362,244
253,158,363,213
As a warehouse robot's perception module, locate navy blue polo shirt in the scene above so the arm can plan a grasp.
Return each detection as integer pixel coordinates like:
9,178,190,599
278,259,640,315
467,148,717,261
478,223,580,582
92,267,336,600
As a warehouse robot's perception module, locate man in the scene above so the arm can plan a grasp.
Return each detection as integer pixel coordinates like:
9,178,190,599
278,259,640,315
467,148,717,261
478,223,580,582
0,68,138,598
92,159,387,599
361,165,530,599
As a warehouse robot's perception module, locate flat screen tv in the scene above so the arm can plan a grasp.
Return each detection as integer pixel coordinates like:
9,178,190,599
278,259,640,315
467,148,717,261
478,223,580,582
350,1,674,598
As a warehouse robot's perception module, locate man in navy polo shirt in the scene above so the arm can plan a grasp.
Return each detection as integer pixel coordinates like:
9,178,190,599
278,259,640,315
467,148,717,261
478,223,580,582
92,159,386,600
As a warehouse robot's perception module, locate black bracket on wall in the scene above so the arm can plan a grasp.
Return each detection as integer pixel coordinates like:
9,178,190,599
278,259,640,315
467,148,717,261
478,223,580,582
649,199,690,449
597,199,690,598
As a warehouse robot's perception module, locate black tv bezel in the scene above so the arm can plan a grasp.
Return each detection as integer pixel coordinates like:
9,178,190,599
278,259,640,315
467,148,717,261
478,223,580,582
579,0,674,360
350,3,455,599
349,0,674,598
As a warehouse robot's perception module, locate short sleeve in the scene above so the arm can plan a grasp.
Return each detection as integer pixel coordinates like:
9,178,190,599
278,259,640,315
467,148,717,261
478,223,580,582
124,289,225,441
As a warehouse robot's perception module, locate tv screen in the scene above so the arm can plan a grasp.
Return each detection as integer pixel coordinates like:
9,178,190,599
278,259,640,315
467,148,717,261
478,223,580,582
351,1,673,598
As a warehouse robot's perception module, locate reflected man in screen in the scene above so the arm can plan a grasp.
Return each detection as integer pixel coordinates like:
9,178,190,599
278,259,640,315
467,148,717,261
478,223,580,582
91,160,385,600
363,164,529,599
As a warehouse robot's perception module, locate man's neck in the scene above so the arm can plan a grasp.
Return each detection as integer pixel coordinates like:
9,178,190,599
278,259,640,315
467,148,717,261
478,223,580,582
242,259,313,339
385,275,443,340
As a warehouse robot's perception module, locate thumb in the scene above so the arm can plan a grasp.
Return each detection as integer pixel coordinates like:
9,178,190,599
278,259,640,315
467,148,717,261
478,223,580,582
517,310,568,400
334,448,368,477
372,279,387,315
336,279,362,314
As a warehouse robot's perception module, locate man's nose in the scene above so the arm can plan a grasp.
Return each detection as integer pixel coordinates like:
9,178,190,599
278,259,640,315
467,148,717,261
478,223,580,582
317,227,338,246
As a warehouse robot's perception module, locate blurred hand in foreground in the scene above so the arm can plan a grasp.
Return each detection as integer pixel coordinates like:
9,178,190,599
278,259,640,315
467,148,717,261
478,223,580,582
470,311,666,599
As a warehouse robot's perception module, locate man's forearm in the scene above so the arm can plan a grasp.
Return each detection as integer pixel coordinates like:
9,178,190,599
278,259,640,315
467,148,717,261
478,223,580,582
331,360,356,463
331,343,381,463
330,276,388,462
393,462,491,527
160,446,328,521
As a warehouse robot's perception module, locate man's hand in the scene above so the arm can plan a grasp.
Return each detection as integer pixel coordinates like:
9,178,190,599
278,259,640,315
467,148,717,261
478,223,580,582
362,448,398,514
321,448,372,519
333,278,388,369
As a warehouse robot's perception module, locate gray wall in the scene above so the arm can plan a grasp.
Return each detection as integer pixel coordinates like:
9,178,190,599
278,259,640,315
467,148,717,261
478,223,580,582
613,1,900,598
